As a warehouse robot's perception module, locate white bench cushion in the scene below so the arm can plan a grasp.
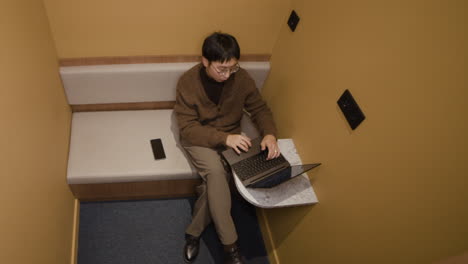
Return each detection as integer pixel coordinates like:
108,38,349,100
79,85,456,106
67,110,196,184
67,109,260,184
60,62,270,105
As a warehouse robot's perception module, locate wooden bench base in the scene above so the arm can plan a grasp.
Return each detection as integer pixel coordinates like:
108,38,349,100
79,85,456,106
69,179,201,201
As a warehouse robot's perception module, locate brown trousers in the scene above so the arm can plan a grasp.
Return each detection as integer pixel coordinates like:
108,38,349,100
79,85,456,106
183,145,238,245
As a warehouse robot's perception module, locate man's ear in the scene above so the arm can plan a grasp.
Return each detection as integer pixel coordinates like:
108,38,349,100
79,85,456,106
202,57,209,67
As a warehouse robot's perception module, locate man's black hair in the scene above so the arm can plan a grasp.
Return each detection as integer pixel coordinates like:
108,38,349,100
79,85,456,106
202,32,240,63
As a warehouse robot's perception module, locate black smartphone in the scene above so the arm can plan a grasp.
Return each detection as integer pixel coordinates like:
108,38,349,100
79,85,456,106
150,138,166,160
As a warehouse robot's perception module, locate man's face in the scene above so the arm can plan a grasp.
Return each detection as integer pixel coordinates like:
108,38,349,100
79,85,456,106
202,57,239,83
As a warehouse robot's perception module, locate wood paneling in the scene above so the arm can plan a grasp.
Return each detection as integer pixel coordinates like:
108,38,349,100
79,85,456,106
60,54,271,66
71,101,176,112
69,179,201,201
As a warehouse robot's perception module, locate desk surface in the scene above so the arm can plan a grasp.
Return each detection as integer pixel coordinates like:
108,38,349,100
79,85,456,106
234,139,319,208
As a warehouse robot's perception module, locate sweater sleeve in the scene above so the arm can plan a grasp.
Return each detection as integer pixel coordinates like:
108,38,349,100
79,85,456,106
243,76,278,137
174,81,229,148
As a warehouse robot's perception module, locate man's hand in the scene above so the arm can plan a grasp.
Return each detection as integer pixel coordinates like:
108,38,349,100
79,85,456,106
261,134,280,160
226,134,252,154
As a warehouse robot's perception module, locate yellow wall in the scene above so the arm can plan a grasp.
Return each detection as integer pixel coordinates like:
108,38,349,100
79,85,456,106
262,0,468,263
43,0,291,58
0,1,74,263
13,0,466,263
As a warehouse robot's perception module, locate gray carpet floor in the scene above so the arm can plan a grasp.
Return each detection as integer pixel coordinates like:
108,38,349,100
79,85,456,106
78,196,269,264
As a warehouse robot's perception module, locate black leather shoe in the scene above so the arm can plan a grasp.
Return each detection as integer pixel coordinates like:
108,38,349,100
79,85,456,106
224,244,245,264
183,234,200,263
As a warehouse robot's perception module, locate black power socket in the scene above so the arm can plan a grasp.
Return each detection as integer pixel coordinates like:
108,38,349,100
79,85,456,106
287,10,300,32
337,89,366,130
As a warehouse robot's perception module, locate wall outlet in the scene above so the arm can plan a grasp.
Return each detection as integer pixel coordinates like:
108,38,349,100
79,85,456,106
337,89,366,130
287,10,300,32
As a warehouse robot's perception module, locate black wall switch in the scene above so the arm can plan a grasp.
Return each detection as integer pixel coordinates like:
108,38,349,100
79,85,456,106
287,10,300,32
337,89,366,130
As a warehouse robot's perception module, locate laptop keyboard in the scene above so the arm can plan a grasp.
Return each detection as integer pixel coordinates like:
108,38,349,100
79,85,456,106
232,151,287,180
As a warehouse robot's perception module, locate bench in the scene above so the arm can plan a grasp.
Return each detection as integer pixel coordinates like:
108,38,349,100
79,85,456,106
61,61,269,201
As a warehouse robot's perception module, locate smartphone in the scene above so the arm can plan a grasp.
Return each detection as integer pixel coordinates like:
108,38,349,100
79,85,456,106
150,138,166,160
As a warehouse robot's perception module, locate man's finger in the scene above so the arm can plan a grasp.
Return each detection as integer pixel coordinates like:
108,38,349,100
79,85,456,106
265,147,272,160
234,146,241,155
270,145,279,159
274,149,280,158
238,143,249,152
245,138,252,147
274,146,280,158
240,138,251,148
240,140,249,149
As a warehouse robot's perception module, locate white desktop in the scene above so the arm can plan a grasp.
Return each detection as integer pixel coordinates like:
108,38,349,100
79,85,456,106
233,139,319,208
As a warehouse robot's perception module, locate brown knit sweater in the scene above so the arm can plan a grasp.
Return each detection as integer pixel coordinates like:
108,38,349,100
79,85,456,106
174,63,277,148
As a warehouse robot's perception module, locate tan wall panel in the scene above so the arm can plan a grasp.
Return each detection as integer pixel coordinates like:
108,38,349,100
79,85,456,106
0,1,74,263
43,0,292,58
262,0,468,263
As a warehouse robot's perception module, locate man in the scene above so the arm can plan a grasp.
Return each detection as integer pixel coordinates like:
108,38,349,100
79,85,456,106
174,32,280,264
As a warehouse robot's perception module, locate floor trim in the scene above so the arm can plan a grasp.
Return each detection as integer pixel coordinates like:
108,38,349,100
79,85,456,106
70,199,80,264
69,179,200,201
257,208,280,264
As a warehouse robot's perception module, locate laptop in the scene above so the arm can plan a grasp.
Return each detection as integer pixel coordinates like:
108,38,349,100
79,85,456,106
221,137,321,188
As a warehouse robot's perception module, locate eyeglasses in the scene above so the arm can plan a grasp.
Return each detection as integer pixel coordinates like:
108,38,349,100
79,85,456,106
212,63,240,76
